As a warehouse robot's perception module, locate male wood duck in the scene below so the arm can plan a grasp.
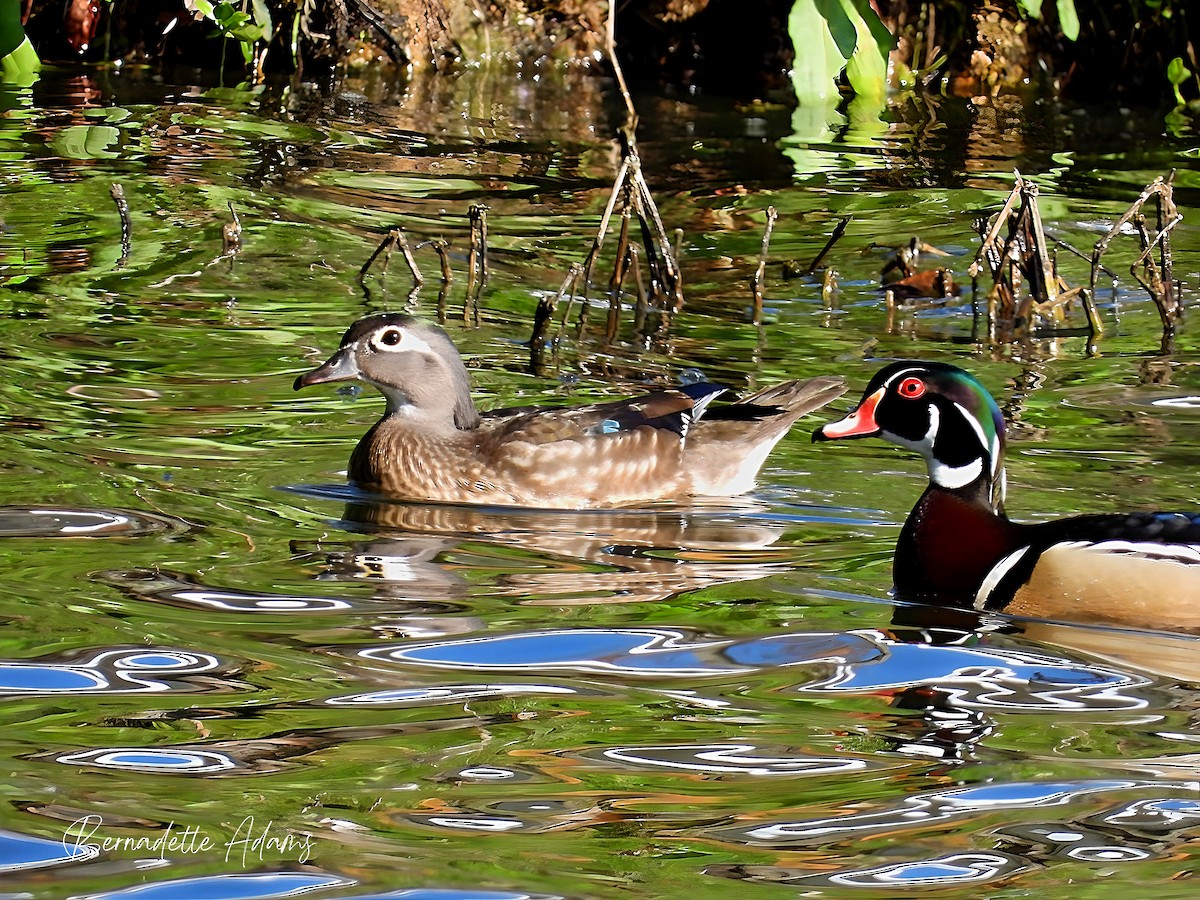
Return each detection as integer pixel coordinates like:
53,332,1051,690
813,361,1200,633
294,314,846,509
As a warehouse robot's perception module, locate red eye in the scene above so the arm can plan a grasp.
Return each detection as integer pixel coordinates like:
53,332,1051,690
897,377,926,398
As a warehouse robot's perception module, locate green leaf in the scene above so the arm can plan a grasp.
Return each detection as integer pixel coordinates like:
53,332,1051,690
251,0,274,41
1016,0,1044,16
788,0,893,104
842,0,892,103
1167,56,1191,86
1056,0,1080,41
788,0,848,103
48,124,120,159
0,35,39,84
1167,56,1192,107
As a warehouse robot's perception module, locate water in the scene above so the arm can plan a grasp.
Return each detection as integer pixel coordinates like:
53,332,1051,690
0,64,1198,898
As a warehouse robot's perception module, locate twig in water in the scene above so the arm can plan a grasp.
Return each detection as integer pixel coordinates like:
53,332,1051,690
1089,173,1184,335
465,205,489,324
415,239,453,284
751,206,778,325
360,228,422,286
531,264,581,375
625,148,684,311
607,211,634,343
605,3,638,128
222,203,242,256
806,215,850,275
629,245,649,338
1047,232,1115,279
110,183,131,268
576,158,632,329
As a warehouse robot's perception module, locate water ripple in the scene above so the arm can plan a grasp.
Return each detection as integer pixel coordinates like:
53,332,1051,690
577,743,875,777
75,871,355,900
353,626,1148,714
0,647,233,695
100,569,364,614
326,683,590,707
0,826,97,872
0,506,188,538
712,779,1195,846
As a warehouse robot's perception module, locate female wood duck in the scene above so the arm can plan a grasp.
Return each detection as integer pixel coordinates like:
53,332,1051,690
813,361,1200,633
294,314,846,509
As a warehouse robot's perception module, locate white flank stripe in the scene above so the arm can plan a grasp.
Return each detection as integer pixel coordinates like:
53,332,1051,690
974,546,1031,609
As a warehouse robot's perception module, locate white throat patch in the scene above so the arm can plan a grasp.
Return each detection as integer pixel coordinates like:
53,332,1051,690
884,404,985,490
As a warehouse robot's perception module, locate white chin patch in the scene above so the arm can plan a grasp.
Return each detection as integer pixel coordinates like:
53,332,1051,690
886,402,990,491
932,457,984,490
372,382,413,415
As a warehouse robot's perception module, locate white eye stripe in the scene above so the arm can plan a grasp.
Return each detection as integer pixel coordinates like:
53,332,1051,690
371,327,434,355
953,400,992,457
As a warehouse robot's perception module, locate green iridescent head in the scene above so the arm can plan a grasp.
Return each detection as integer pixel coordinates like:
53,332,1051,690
814,361,1007,507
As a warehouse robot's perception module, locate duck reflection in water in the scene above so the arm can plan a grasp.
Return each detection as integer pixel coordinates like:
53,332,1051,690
300,494,796,607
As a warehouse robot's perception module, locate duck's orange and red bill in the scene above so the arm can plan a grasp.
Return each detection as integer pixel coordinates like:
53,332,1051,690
814,387,884,441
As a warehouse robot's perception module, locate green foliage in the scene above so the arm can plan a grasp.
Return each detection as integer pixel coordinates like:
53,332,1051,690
1015,0,1081,40
190,0,274,66
0,0,39,83
788,0,894,103
1167,56,1194,106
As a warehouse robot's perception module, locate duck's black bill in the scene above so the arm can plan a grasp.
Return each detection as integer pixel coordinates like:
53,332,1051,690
294,349,358,390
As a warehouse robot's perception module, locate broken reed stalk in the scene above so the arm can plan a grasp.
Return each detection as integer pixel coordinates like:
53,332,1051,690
614,161,683,311
531,264,581,374
575,158,633,330
751,206,778,326
360,228,421,285
465,205,489,325
1089,173,1183,334
396,232,422,285
222,202,242,256
1023,181,1059,313
969,173,1023,283
605,2,638,128
415,239,453,284
806,215,850,274
968,170,1105,336
110,183,131,268
607,211,633,343
629,245,649,336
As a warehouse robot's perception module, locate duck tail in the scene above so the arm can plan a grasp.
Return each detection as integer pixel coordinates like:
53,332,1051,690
732,376,847,420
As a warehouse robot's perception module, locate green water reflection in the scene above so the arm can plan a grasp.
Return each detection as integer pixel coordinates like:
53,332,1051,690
0,65,1197,898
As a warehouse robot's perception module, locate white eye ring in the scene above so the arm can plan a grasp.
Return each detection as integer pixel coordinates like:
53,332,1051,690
372,327,405,351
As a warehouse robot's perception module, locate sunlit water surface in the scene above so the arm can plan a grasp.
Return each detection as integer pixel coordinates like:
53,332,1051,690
0,64,1199,899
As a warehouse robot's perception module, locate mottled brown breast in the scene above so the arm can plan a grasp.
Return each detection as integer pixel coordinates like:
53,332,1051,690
349,415,691,508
